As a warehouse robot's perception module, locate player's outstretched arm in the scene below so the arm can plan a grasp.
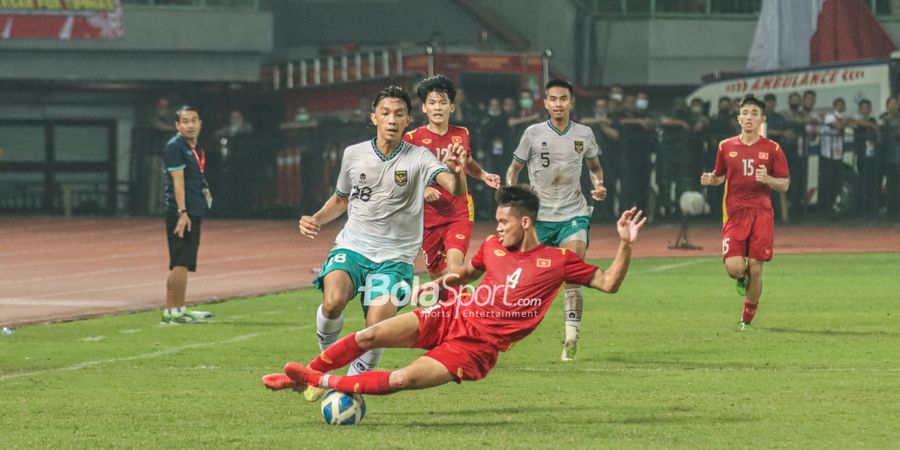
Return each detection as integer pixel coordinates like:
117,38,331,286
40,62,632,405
465,157,501,189
586,157,607,201
588,208,646,293
435,143,468,196
298,193,348,239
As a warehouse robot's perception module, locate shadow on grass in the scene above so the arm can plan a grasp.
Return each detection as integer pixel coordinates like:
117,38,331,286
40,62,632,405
766,327,899,337
369,405,750,427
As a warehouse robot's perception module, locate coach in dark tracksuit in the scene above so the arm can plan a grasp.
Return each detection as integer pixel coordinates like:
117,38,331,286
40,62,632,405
161,105,214,324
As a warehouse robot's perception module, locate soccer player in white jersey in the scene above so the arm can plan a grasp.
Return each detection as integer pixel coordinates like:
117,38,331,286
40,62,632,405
297,85,468,400
506,79,607,361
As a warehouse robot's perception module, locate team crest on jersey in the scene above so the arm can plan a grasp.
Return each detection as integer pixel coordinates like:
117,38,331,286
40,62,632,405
536,258,551,268
455,234,465,239
494,249,506,257
729,151,738,158
359,173,367,182
758,152,769,160
394,170,408,186
541,142,548,148
451,136,463,144
422,138,432,145
574,141,584,154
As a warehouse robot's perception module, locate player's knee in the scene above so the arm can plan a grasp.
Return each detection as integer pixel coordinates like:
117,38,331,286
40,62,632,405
320,297,347,319
725,264,745,279
354,328,377,350
388,371,414,390
748,263,763,279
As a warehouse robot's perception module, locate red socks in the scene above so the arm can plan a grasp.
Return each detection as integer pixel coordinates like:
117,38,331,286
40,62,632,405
742,300,758,324
308,332,366,373
325,370,394,395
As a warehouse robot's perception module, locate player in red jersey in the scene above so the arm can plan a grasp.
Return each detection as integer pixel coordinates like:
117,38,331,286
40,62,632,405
701,94,790,330
404,75,501,280
261,185,645,395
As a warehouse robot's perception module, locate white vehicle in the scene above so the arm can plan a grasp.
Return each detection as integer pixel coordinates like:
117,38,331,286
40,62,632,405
688,55,899,215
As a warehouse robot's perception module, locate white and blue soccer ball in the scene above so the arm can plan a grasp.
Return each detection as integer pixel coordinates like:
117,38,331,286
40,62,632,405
320,390,366,425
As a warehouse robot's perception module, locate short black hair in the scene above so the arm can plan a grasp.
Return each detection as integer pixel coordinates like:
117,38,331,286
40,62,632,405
803,90,816,97
833,97,845,107
372,85,413,113
496,185,540,221
763,94,777,102
545,78,573,95
859,99,872,108
740,94,766,113
415,74,456,103
174,105,199,122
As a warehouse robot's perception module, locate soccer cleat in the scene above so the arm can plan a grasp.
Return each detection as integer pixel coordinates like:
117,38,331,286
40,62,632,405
161,311,173,324
169,312,204,324
561,324,579,361
740,321,753,331
262,373,299,391
284,362,324,388
303,386,326,402
735,276,749,297
184,308,214,320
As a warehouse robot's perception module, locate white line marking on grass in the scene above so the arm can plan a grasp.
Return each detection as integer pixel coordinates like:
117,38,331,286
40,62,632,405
505,366,900,374
119,329,142,334
0,325,312,382
79,336,105,342
631,259,711,275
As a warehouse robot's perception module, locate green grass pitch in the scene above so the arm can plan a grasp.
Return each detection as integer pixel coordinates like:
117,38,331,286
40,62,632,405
1,253,898,448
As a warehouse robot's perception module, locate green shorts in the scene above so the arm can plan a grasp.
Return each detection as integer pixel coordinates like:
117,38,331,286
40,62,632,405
313,248,414,316
536,216,591,247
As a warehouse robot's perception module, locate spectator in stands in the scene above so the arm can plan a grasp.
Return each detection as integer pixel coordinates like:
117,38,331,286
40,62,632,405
481,98,512,194
608,84,625,113
782,92,807,215
658,97,694,218
213,110,254,141
881,95,900,220
145,96,178,215
819,97,848,215
851,99,881,218
212,110,256,217
582,97,621,218
763,94,792,218
617,92,656,214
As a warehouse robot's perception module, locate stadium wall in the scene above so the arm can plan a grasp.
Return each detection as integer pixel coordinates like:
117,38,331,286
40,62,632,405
0,9,273,82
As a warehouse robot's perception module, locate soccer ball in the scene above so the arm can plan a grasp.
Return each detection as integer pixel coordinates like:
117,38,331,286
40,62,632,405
320,390,366,425
679,190,709,216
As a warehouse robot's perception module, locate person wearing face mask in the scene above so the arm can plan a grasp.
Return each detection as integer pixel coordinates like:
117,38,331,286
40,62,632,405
616,92,656,214
582,97,622,218
509,89,542,136
881,96,900,220
850,99,881,218
819,97,848,215
782,92,807,215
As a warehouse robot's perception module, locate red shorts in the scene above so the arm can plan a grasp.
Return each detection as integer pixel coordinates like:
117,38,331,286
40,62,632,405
421,219,473,274
413,304,498,383
722,208,774,261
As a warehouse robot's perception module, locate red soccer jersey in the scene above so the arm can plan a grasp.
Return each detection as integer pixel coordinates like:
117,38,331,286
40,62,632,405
459,235,598,351
713,135,790,221
403,125,473,226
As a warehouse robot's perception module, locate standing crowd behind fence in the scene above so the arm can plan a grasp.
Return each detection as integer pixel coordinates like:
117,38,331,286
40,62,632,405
134,87,900,223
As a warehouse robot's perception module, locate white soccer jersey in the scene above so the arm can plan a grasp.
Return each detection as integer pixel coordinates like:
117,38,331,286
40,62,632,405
333,139,450,264
513,120,600,221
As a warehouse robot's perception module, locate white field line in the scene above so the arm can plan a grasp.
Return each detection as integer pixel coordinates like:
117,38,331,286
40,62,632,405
629,258,712,275
0,324,313,382
504,366,900,374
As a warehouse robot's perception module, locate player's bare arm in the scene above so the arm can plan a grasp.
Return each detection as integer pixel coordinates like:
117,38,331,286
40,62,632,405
700,172,725,187
754,165,790,192
298,193,349,239
435,143,468,196
506,159,525,186
587,208,646,293
170,169,191,237
586,157,607,201
465,156,501,189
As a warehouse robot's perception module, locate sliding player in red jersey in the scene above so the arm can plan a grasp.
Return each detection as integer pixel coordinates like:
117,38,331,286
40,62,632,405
701,94,790,330
262,185,645,395
404,75,501,281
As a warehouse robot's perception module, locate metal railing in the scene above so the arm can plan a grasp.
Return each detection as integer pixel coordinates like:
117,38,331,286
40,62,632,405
121,0,259,10
572,0,900,18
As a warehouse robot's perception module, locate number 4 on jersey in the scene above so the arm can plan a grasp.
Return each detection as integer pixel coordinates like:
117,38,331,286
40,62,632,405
506,267,523,288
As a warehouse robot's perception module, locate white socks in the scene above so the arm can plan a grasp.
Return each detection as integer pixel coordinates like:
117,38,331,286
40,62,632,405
347,348,384,376
563,287,583,330
316,304,344,352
